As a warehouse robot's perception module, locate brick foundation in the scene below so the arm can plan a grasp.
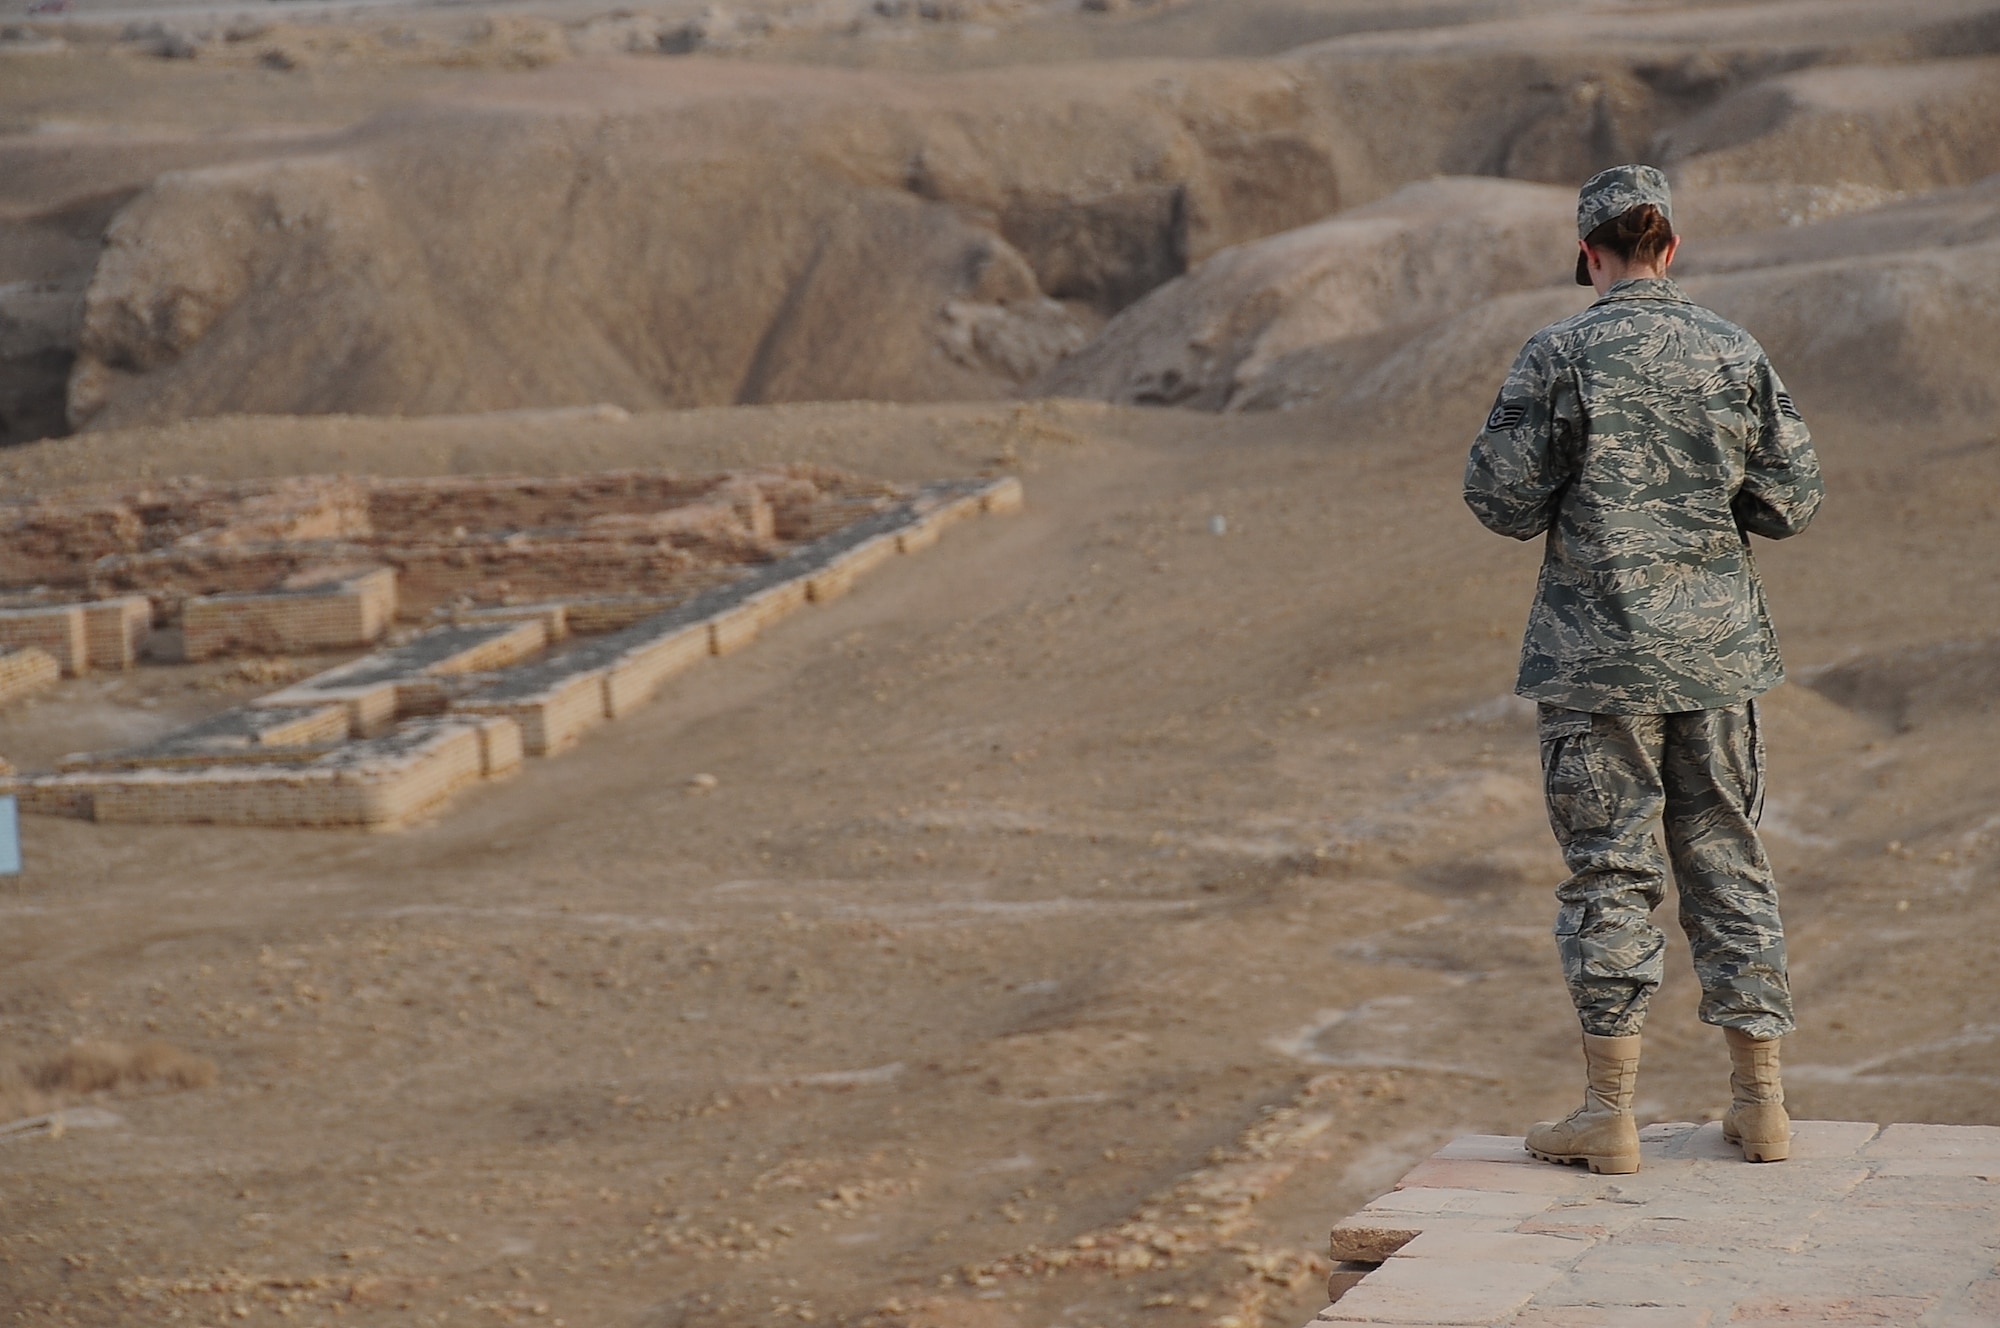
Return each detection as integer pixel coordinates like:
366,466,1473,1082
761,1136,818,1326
0,646,59,706
256,620,547,730
82,597,151,670
0,468,900,620
13,717,508,828
455,668,607,757
59,703,352,771
183,567,395,660
0,605,87,676
10,475,1022,828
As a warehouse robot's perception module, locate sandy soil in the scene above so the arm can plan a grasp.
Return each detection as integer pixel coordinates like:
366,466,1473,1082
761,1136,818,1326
0,391,1995,1328
1,2,1998,1326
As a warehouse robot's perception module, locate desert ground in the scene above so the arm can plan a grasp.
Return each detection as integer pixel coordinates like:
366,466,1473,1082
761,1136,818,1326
2,2,1999,1326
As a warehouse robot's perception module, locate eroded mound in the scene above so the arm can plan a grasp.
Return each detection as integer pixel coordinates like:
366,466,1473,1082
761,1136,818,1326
35,0,2000,441
1660,58,2000,194
65,58,1342,433
1041,166,2000,426
1034,177,1574,411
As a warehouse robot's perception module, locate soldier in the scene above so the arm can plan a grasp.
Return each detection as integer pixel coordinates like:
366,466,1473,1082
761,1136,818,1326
1463,165,1823,1175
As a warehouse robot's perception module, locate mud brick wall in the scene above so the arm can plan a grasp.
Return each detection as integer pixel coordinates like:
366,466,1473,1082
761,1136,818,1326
61,703,354,771
183,568,395,660
0,501,144,584
358,468,893,539
601,623,710,718
89,549,348,609
339,566,397,635
81,597,151,670
316,721,490,827
471,715,525,778
0,479,371,586
1,468,908,622
456,669,606,757
47,718,499,828
362,472,726,534
382,537,753,617
803,533,900,603
455,603,570,640
254,705,353,749
0,605,87,675
254,680,398,739
0,646,59,706
260,620,546,728
127,477,369,548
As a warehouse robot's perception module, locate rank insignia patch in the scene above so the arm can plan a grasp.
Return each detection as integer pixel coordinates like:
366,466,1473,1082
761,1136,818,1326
1486,400,1528,431
1775,391,1803,421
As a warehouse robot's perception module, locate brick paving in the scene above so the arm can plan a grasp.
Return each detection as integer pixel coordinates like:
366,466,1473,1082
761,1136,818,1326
1312,1122,2000,1328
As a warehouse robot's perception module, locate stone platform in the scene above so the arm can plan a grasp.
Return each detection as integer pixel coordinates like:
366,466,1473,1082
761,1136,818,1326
1312,1121,2000,1327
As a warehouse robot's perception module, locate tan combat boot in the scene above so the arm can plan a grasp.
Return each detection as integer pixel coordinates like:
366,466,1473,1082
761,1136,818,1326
1526,1031,1642,1175
1721,1028,1791,1162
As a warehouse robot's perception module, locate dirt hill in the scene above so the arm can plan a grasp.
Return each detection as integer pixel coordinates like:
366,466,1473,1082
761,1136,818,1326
7,0,1998,442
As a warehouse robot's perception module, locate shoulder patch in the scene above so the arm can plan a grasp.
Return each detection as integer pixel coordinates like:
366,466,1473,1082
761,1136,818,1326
1485,400,1529,432
1775,391,1803,422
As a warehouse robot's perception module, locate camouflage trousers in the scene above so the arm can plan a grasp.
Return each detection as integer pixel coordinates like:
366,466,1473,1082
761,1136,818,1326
1537,702,1794,1040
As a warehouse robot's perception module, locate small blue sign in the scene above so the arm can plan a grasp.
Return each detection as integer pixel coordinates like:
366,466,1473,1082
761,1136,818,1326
0,795,19,875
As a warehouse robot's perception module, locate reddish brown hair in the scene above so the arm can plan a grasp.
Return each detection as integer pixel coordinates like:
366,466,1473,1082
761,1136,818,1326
1584,204,1675,267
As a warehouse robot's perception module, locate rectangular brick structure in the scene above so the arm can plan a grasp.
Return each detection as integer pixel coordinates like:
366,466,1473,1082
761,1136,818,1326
1309,1121,2000,1327
0,604,87,676
7,472,1025,828
601,620,712,718
0,468,902,620
58,703,352,771
894,483,991,555
453,662,607,756
560,597,682,635
182,566,396,660
0,646,59,706
13,716,512,828
255,619,546,732
81,597,151,670
452,602,570,641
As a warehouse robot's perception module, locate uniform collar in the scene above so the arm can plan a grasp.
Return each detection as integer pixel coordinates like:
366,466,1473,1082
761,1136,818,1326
1594,276,1690,305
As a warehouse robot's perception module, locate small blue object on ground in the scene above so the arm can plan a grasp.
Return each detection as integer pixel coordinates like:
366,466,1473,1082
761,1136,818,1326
0,795,19,875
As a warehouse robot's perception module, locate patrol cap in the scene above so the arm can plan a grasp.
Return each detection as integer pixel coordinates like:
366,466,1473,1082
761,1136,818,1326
1574,164,1673,286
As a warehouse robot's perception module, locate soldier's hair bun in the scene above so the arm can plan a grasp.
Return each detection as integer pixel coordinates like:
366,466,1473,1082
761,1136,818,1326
1583,204,1675,268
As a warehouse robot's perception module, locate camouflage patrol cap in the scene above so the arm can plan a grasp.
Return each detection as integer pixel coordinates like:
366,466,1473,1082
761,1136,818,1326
1578,164,1673,237
1574,164,1673,285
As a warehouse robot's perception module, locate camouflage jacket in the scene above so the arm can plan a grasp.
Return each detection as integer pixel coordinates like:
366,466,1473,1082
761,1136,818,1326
1463,277,1823,714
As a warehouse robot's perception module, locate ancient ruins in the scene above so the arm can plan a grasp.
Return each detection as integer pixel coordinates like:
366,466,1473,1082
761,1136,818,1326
0,466,1021,828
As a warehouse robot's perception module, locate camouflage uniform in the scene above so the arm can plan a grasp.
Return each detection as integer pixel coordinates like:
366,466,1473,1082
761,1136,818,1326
1538,704,1791,1038
1464,182,1822,1039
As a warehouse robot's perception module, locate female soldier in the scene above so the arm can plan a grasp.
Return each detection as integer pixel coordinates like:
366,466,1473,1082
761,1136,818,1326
1463,165,1823,1175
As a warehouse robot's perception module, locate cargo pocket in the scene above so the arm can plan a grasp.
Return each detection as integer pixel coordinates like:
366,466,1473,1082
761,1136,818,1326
1539,708,1611,839
1555,903,1666,984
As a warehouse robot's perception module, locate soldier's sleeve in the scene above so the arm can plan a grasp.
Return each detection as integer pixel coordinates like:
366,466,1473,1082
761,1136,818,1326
1732,360,1823,540
1463,336,1577,540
